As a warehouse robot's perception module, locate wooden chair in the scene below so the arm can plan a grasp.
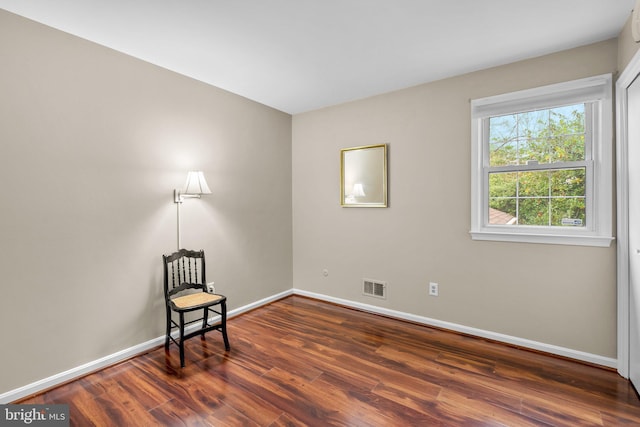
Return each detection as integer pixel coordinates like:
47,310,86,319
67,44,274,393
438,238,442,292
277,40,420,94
163,249,230,367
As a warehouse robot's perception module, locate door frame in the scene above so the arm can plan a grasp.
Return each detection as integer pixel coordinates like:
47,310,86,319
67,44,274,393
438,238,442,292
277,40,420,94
617,48,640,378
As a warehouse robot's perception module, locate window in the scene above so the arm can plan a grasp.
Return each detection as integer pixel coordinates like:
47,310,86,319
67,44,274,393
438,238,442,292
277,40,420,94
470,74,613,246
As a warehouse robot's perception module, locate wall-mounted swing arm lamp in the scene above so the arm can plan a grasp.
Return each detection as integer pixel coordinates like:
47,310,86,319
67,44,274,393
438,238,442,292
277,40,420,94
174,171,212,203
174,171,211,250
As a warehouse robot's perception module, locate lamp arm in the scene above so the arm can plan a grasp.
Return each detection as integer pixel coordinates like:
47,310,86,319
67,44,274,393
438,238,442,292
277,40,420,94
176,200,181,250
174,189,203,203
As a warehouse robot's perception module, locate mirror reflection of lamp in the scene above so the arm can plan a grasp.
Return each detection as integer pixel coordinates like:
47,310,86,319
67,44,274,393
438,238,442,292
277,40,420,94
346,183,365,203
352,183,365,197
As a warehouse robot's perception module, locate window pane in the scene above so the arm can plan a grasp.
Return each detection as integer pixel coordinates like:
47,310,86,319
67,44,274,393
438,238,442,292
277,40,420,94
489,114,517,166
488,104,585,166
520,137,549,164
550,168,585,197
550,168,586,227
489,172,517,224
549,104,584,134
519,198,549,225
518,109,548,138
489,172,517,198
550,135,585,162
489,199,517,224
551,198,586,227
519,171,549,197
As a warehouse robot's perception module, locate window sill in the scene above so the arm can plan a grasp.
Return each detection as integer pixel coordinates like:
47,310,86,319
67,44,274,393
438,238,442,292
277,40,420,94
469,230,614,247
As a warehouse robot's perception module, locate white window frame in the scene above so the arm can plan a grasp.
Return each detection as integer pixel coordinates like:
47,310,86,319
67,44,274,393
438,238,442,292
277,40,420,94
470,74,614,247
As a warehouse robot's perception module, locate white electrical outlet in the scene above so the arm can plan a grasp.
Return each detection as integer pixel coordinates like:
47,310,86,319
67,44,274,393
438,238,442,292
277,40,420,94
429,282,439,297
207,282,216,293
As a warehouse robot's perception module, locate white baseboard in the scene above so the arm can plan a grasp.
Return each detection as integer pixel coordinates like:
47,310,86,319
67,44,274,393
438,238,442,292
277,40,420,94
0,289,293,404
292,289,618,369
229,289,293,318
1,287,615,403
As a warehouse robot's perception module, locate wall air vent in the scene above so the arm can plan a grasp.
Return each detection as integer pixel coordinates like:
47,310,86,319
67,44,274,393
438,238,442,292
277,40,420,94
363,279,386,299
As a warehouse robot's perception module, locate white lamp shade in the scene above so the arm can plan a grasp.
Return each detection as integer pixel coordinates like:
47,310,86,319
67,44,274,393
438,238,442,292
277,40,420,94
183,171,212,195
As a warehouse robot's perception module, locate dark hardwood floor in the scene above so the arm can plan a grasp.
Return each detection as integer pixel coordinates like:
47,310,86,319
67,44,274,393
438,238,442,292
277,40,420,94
21,296,640,426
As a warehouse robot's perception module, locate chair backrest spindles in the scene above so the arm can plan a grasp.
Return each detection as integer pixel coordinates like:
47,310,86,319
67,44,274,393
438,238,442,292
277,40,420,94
163,249,206,296
170,260,176,289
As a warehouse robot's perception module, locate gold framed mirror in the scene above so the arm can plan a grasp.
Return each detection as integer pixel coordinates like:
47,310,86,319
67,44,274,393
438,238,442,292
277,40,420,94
340,144,387,207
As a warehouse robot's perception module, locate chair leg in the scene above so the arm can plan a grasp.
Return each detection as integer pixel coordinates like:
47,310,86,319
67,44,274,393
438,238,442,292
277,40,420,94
201,307,209,335
179,312,186,368
221,300,230,351
165,306,171,349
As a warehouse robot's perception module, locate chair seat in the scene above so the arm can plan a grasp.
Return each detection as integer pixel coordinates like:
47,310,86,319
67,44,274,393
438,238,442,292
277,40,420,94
171,292,223,310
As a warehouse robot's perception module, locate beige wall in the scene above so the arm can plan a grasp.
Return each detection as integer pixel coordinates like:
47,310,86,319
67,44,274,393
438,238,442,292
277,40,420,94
619,10,640,71
0,10,292,395
292,39,618,359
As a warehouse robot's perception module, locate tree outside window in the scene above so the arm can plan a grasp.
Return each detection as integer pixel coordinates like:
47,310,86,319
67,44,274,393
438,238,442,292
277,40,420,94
488,104,587,227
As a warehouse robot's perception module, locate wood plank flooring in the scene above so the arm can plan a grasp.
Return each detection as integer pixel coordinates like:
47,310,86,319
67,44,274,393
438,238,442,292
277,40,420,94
21,296,640,426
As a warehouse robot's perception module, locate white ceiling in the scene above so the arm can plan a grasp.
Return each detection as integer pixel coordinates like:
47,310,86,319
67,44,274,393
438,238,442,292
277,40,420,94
0,0,635,114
